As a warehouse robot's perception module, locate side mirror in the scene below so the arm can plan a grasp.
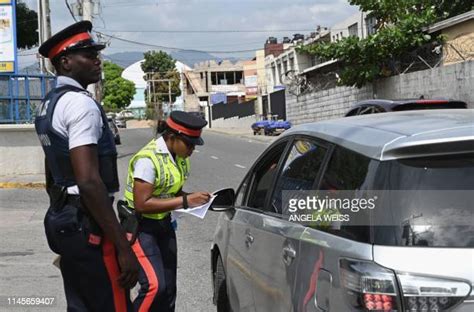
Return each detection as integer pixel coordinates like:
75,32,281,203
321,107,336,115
210,188,235,211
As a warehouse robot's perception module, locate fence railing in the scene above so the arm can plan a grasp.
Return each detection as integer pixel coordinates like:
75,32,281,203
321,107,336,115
0,74,56,124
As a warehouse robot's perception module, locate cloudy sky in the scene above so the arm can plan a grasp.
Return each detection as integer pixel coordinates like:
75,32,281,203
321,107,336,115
19,0,358,68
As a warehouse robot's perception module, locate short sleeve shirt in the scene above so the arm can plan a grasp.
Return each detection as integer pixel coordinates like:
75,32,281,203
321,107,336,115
53,76,103,194
52,76,103,150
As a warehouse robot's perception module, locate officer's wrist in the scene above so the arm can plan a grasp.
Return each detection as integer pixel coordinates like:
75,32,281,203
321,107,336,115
182,194,188,209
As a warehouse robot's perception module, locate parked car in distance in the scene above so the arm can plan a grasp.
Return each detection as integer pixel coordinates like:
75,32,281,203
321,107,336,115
107,117,121,145
210,109,474,312
263,120,291,136
345,98,467,116
115,117,127,128
252,116,291,136
116,109,134,120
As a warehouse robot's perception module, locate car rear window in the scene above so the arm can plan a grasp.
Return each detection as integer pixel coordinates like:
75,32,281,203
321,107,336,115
392,101,467,111
373,154,474,247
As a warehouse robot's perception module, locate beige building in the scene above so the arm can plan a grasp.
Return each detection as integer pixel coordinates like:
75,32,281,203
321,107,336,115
243,59,258,100
182,60,246,114
427,10,474,65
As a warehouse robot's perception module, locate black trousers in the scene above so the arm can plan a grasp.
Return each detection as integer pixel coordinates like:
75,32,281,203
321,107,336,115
45,197,132,312
132,216,177,312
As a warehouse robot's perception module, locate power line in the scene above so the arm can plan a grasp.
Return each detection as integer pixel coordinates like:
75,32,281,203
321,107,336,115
65,0,78,22
95,28,318,33
95,31,260,54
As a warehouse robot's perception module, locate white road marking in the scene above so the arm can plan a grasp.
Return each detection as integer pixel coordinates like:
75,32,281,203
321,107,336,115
234,164,246,169
211,156,219,160
194,150,200,153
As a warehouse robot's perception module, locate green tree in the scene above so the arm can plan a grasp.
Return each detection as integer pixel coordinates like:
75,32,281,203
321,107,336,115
103,61,124,81
298,0,474,88
16,0,38,49
141,51,176,75
102,61,135,111
141,51,181,118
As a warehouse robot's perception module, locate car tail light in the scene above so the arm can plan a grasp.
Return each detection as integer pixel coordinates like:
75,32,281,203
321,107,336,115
340,259,401,311
340,259,471,311
397,274,471,311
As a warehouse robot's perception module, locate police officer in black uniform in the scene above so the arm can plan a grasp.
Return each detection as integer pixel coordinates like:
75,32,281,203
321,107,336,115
35,21,138,312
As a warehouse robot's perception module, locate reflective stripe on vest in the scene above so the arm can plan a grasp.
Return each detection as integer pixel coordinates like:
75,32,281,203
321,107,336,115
124,139,190,220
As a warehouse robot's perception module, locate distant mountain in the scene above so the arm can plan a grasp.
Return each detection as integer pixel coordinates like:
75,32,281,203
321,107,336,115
18,50,245,73
104,50,243,69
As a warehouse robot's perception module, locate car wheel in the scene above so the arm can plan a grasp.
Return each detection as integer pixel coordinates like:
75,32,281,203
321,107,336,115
214,255,231,312
115,136,121,145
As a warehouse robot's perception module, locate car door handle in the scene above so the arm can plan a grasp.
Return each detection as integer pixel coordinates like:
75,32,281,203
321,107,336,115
245,233,254,247
282,246,296,265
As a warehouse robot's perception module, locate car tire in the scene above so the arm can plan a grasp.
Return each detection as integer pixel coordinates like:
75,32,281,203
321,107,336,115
214,255,231,312
115,136,121,145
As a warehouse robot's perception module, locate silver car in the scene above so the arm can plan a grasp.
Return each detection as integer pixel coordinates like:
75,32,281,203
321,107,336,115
210,109,474,312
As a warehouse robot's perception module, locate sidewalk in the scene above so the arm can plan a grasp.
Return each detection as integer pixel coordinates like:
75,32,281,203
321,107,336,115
205,127,277,143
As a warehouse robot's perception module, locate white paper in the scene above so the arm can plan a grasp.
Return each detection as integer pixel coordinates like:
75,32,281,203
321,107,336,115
173,195,217,219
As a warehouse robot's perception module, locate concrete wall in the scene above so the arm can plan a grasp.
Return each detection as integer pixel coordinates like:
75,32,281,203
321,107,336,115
0,125,43,177
211,115,257,129
375,60,474,107
287,85,373,125
286,60,474,125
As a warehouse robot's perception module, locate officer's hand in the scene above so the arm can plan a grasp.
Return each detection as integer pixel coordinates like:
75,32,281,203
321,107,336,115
188,192,211,207
116,246,139,289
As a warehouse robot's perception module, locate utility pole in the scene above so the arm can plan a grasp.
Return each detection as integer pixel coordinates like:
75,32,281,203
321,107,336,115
37,0,53,74
146,73,174,120
81,0,98,99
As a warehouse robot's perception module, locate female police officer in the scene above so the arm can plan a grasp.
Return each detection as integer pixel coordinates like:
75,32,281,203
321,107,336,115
124,111,210,312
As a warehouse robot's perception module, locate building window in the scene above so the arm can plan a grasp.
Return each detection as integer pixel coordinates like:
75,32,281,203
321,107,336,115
289,57,294,71
211,72,217,85
235,71,243,84
348,23,358,37
271,66,276,85
365,16,377,35
340,32,343,39
217,72,226,85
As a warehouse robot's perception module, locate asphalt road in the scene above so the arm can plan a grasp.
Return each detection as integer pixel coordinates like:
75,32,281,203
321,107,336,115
0,128,272,312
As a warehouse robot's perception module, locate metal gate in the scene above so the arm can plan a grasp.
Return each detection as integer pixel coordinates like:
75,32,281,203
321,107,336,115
0,74,56,124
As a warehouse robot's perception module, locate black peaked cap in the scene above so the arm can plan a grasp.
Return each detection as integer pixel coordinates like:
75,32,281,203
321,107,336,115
39,21,105,59
170,111,207,130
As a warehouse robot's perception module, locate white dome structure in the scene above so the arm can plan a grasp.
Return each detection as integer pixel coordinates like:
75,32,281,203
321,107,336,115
121,59,191,118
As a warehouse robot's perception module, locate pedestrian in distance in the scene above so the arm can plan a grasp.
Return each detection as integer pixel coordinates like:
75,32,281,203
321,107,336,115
35,21,139,312
122,111,210,312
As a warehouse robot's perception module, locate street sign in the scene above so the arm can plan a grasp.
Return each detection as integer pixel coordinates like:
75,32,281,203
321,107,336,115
0,0,17,74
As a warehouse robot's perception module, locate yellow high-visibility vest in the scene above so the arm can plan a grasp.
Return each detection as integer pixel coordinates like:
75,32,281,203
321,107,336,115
124,139,190,220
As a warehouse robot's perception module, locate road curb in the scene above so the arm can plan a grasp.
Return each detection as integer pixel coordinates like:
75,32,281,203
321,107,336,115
205,128,276,143
0,182,46,189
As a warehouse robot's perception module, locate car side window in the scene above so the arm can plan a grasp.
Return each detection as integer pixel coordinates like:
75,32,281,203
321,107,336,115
246,142,287,212
271,139,327,215
315,146,373,243
234,174,250,207
320,146,371,191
